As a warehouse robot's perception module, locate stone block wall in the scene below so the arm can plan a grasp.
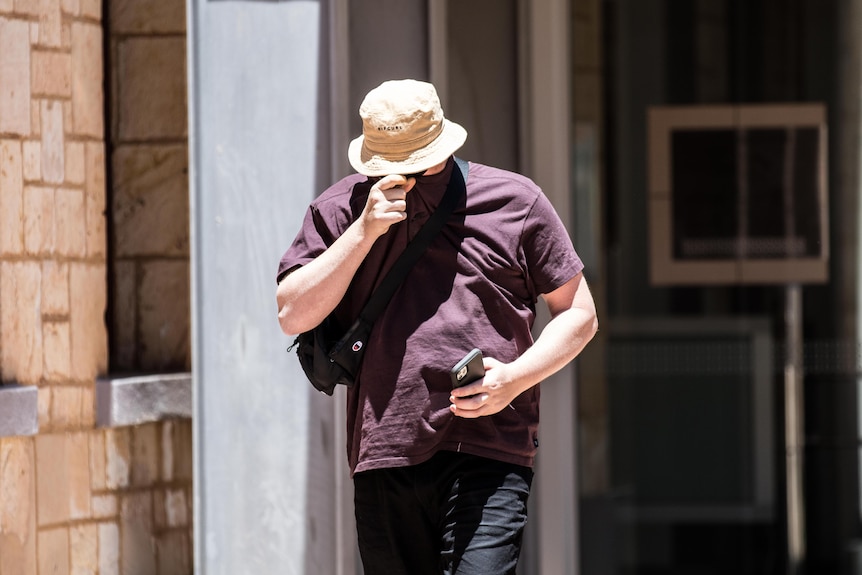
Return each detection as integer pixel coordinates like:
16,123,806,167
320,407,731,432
0,0,194,573
107,0,190,373
0,0,106,396
0,421,193,575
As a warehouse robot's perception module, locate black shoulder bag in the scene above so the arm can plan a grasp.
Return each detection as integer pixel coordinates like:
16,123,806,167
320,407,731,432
291,159,468,395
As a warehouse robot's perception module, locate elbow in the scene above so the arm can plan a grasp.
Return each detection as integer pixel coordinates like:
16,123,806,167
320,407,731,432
276,288,325,335
276,287,299,335
277,301,305,336
277,306,295,336
276,278,300,335
589,313,599,340
277,296,319,336
582,309,599,344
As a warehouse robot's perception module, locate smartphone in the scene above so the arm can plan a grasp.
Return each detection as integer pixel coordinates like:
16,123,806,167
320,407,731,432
450,348,485,388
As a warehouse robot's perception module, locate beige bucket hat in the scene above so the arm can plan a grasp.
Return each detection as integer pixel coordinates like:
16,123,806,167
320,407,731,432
348,79,468,177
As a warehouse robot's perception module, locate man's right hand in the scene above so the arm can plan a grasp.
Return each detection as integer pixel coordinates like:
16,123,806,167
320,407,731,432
360,175,416,239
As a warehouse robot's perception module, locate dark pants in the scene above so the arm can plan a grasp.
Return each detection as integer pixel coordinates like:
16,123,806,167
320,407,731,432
353,451,533,575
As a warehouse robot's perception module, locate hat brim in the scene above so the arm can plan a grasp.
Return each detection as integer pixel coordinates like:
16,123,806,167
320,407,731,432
347,119,468,177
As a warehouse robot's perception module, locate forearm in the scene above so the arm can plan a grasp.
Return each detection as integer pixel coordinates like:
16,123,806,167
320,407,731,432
505,305,598,394
276,222,376,335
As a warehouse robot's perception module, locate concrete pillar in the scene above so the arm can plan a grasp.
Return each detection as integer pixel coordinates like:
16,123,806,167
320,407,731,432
187,1,335,573
524,1,579,573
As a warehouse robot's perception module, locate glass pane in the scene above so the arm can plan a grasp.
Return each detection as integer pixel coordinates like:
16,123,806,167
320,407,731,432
671,130,739,260
589,0,851,574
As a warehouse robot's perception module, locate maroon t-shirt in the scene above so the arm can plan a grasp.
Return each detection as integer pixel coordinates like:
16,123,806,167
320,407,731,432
278,158,584,474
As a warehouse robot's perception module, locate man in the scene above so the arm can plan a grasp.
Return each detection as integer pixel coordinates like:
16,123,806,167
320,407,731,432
276,79,597,575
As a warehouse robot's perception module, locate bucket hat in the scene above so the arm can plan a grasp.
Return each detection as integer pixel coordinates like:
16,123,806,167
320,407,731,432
348,79,468,177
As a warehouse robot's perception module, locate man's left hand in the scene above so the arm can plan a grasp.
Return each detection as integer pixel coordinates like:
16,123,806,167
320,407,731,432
449,357,519,418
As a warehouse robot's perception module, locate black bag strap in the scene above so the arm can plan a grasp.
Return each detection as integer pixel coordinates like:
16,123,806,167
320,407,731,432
358,157,468,323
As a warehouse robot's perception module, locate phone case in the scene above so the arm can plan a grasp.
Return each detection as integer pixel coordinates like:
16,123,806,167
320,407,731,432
450,348,485,388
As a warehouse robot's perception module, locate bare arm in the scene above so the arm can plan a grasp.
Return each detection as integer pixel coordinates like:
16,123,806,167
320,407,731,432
450,271,598,417
277,174,415,335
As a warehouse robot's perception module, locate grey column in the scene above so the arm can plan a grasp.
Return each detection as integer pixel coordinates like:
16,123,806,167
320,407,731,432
186,1,338,573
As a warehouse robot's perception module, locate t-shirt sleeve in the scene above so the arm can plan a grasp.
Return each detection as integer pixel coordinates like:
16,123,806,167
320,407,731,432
276,204,334,283
521,192,584,295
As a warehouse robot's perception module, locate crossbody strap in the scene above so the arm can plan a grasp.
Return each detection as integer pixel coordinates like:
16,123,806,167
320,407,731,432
358,157,468,323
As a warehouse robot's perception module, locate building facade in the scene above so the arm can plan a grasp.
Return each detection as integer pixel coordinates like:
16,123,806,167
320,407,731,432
2,0,861,573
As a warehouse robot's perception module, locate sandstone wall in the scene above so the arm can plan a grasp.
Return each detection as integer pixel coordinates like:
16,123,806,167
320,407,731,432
107,0,190,373
0,0,193,572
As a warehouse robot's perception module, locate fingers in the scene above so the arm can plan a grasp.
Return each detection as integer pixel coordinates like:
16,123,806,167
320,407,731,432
449,382,494,418
449,381,483,400
375,175,415,207
377,182,409,214
449,391,500,419
376,174,415,192
362,175,415,237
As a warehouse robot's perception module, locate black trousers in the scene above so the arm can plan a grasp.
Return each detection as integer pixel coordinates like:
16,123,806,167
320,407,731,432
353,450,533,575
